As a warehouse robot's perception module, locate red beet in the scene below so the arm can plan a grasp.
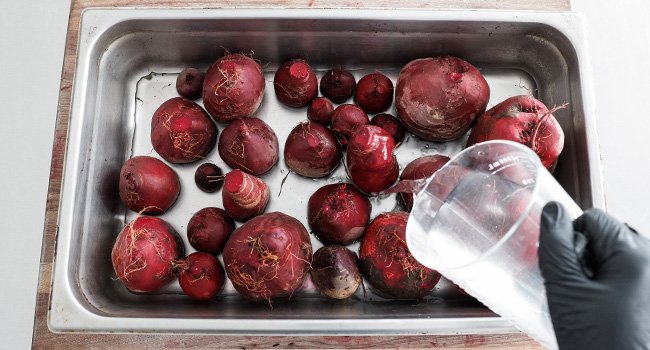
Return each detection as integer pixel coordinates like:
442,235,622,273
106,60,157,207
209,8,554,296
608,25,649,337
187,207,235,254
111,216,184,293
194,163,224,193
118,156,180,215
151,97,217,164
202,53,265,123
400,155,450,211
311,245,362,299
330,104,369,145
395,57,490,141
307,97,335,125
178,252,225,300
222,170,270,222
284,121,342,178
466,95,565,172
319,69,356,103
223,212,313,301
274,59,318,108
176,68,204,100
359,211,441,299
307,183,371,245
370,113,406,146
354,72,394,114
218,118,279,175
346,125,399,194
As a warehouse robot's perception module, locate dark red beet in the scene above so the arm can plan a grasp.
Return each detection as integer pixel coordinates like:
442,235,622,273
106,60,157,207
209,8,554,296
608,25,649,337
307,97,335,125
187,207,235,254
284,121,342,178
399,155,450,211
118,156,180,215
354,72,394,114
111,216,184,293
307,183,371,245
319,69,356,103
218,118,279,175
151,97,217,164
274,60,318,108
346,125,399,194
202,53,265,123
223,212,313,301
176,68,205,100
311,245,361,299
222,170,270,222
178,252,225,300
370,113,406,146
194,163,224,193
330,104,369,145
359,211,441,299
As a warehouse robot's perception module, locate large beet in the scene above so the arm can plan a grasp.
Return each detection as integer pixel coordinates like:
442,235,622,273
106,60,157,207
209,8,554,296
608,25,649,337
395,57,489,141
400,155,450,211
466,95,565,172
223,212,313,301
346,125,399,194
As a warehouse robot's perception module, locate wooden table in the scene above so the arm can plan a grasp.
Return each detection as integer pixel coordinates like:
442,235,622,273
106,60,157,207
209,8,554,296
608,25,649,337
33,0,568,348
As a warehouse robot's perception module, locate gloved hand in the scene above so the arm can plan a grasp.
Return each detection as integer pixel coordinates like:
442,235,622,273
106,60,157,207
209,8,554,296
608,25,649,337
539,202,650,350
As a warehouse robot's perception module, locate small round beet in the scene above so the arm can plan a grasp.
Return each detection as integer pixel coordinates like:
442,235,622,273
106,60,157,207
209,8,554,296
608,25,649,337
308,183,371,245
370,113,406,146
151,97,217,164
307,97,335,125
176,68,205,100
284,121,342,178
399,155,450,211
218,118,279,175
222,170,270,222
179,252,225,300
194,163,224,193
187,207,235,254
354,72,394,114
320,69,356,103
359,211,441,299
274,59,318,108
330,104,369,145
311,245,362,299
118,156,180,215
346,125,399,194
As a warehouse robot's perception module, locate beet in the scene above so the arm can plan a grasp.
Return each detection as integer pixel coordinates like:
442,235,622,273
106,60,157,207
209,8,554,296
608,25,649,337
359,211,441,299
307,183,371,245
307,97,335,125
118,156,180,215
319,69,356,103
346,125,399,194
202,53,265,123
466,95,565,172
274,59,318,108
400,155,450,211
111,216,184,293
311,245,362,299
194,163,224,193
223,212,313,301
370,113,406,146
395,57,490,142
151,97,217,164
284,121,342,178
187,207,235,254
218,118,279,175
222,170,270,222
354,72,394,114
178,252,225,300
176,68,204,100
330,104,369,145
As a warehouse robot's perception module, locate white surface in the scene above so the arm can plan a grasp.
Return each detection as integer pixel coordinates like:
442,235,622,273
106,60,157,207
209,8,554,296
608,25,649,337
1,1,649,347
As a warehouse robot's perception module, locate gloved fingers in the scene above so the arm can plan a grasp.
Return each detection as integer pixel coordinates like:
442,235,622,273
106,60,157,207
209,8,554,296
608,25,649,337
573,208,639,264
539,201,587,283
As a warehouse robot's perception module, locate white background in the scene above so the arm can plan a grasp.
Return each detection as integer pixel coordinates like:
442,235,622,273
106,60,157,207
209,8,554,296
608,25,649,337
0,0,648,348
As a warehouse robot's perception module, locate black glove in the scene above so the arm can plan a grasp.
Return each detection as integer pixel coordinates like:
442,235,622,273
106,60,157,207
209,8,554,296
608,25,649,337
539,202,650,350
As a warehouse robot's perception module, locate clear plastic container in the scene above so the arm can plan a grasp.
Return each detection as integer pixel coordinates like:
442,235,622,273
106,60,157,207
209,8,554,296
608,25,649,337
406,140,582,350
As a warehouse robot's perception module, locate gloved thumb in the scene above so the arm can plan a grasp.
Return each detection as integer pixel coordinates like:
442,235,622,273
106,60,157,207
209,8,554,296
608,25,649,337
539,202,587,283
